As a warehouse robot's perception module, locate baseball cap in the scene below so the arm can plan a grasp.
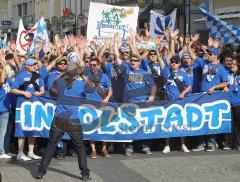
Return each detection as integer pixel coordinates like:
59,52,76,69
207,47,221,56
183,51,191,57
25,58,37,66
149,49,157,54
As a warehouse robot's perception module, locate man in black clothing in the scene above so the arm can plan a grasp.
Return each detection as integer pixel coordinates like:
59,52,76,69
35,61,91,181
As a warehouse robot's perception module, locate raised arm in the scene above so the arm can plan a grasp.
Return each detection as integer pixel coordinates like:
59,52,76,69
113,33,122,65
0,64,7,86
187,41,197,60
97,39,112,66
46,54,62,72
170,29,179,56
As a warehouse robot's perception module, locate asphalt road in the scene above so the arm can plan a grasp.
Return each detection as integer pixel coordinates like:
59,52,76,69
1,149,240,182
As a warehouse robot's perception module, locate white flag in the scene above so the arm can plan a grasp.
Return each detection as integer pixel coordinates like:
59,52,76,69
16,19,37,55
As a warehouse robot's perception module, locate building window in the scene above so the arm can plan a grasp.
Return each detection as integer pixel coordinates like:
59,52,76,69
18,4,22,16
23,3,28,15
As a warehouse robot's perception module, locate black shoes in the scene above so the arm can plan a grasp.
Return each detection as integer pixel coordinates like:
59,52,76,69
68,149,77,157
35,173,92,181
81,175,92,181
35,172,45,179
56,153,65,160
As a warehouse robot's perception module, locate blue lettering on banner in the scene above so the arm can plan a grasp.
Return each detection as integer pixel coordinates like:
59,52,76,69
15,92,232,140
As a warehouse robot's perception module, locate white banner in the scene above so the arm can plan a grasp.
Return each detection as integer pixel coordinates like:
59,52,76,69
87,2,139,45
150,9,177,39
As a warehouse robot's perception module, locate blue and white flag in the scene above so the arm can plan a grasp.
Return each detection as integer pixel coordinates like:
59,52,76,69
28,22,40,55
38,17,49,44
2,33,7,53
150,9,177,38
28,17,49,55
199,3,240,46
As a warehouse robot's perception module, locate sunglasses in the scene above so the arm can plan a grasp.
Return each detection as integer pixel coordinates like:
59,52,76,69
90,64,97,67
84,60,90,63
130,59,139,62
170,60,179,64
29,63,37,67
58,62,67,66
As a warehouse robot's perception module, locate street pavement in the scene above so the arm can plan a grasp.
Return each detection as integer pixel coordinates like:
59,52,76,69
1,149,240,182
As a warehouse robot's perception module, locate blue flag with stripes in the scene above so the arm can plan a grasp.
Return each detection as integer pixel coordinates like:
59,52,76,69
199,3,240,46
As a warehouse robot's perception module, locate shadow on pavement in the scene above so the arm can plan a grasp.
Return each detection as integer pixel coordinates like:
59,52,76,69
6,158,81,180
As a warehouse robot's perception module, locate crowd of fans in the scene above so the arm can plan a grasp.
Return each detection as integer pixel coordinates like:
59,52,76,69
0,28,240,161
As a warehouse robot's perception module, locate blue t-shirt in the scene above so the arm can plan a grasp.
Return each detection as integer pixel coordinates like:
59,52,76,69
84,71,112,102
227,69,240,92
45,69,62,97
141,59,161,76
195,56,228,92
161,66,191,100
38,65,48,79
83,67,91,76
0,78,13,112
53,77,86,121
102,62,113,78
122,63,154,103
12,70,44,94
175,52,202,93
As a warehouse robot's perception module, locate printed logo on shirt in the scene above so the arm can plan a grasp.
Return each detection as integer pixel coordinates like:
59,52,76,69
2,82,11,93
203,65,209,74
24,77,39,84
128,73,144,84
228,75,234,84
111,68,118,79
176,75,183,82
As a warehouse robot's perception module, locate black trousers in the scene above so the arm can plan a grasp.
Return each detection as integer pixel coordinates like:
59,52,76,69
38,117,90,176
